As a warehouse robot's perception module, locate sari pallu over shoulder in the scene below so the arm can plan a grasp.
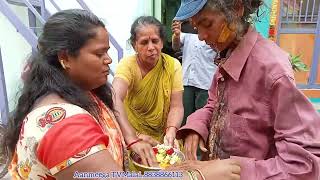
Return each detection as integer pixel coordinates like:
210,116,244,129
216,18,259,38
125,53,175,142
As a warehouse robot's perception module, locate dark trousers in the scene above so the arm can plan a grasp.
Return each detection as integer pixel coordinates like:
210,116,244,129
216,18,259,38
182,86,209,126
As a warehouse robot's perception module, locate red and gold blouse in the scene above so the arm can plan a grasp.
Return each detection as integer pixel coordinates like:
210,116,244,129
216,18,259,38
9,98,124,179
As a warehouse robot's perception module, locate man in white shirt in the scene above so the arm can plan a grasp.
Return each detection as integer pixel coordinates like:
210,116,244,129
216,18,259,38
172,20,217,125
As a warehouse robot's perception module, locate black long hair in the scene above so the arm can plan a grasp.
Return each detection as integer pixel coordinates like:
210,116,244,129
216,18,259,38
2,9,114,159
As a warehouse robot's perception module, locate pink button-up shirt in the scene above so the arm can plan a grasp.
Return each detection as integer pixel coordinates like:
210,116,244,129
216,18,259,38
177,28,320,180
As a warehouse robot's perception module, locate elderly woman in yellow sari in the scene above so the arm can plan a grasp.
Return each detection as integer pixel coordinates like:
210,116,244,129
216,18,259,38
112,16,184,167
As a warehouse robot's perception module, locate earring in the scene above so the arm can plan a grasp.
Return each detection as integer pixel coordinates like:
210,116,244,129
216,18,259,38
60,60,66,69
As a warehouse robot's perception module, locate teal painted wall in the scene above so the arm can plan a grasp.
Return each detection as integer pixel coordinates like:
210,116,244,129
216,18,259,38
254,0,272,38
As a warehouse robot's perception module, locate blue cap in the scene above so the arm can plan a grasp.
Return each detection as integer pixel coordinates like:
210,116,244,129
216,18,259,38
174,0,207,21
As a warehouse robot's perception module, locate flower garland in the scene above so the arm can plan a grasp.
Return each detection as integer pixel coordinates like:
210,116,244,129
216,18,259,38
269,0,280,41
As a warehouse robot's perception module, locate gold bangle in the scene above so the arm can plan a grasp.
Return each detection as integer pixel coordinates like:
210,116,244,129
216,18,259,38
194,169,206,180
190,170,199,180
186,171,195,180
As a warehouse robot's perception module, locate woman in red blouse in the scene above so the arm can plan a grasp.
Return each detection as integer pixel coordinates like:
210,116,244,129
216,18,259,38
2,9,154,179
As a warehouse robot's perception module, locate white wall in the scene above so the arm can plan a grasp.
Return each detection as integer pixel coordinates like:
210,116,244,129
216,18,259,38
154,0,162,21
0,1,158,111
0,4,32,111
45,0,156,79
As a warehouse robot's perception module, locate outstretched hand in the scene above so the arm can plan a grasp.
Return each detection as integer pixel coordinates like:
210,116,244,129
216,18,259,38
184,131,208,160
138,134,159,146
163,127,180,149
167,159,241,180
129,139,158,167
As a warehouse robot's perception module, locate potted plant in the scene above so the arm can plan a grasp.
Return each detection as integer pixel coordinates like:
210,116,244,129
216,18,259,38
289,54,308,72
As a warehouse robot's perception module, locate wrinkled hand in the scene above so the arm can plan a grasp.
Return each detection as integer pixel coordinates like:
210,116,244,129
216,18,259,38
138,134,159,146
167,159,241,180
163,128,179,149
171,21,181,37
184,131,207,160
130,140,158,167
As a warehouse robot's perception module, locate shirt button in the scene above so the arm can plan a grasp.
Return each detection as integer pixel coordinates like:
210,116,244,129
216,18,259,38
220,77,225,81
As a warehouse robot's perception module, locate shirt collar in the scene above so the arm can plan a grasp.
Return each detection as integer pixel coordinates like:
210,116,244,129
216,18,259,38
220,27,258,82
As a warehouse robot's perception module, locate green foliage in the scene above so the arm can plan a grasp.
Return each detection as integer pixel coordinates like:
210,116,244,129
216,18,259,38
289,54,309,72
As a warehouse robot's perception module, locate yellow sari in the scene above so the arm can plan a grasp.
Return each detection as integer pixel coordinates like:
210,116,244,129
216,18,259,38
124,53,175,142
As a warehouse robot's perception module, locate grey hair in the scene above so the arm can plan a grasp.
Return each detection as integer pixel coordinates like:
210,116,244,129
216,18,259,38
203,0,263,39
129,16,166,47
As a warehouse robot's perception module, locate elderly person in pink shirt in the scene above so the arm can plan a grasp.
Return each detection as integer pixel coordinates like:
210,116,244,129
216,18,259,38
173,0,320,180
